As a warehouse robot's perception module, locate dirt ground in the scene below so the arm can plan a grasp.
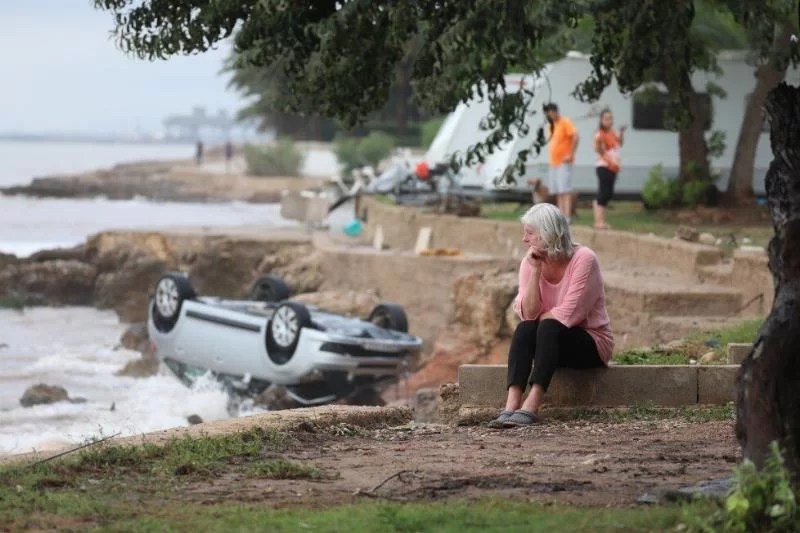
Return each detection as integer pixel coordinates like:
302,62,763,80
181,418,738,509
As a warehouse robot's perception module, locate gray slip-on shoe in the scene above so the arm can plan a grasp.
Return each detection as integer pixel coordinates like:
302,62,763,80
487,409,515,428
502,409,541,427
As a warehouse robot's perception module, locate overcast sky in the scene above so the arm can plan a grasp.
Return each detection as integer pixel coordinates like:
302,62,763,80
0,1,243,135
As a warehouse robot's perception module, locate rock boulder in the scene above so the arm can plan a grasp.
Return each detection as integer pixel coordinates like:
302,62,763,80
84,231,179,273
675,226,700,242
413,388,440,423
0,260,97,306
114,340,161,378
119,322,150,353
115,356,160,378
189,238,293,298
27,245,86,263
293,289,381,317
452,269,517,347
0,252,19,271
257,244,324,295
94,257,169,322
403,325,483,394
19,383,75,407
254,385,301,411
698,232,716,246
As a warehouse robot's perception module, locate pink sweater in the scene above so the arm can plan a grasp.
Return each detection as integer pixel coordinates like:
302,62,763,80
512,246,614,364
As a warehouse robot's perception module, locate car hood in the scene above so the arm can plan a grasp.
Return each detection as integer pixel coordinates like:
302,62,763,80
310,310,417,341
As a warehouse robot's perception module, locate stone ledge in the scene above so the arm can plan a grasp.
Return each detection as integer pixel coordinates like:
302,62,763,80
603,274,743,316
698,365,740,405
358,196,726,273
727,343,753,365
459,363,737,408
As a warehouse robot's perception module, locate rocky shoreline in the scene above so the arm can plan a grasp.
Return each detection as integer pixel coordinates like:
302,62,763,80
0,158,329,204
0,229,323,320
0,226,519,408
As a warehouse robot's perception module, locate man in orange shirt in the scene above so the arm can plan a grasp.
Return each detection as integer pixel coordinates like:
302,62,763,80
543,103,579,221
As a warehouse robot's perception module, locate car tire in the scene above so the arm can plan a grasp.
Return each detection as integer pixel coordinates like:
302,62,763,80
152,273,197,333
266,301,311,365
367,303,409,333
249,275,291,303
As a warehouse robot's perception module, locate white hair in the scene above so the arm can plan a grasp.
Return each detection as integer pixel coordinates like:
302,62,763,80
520,203,577,260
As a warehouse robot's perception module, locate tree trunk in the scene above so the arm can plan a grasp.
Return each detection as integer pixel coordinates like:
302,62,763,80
395,58,409,137
736,82,800,476
672,72,710,183
725,24,794,205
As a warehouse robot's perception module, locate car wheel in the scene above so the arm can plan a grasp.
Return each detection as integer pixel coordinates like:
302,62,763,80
249,275,291,303
367,303,409,333
266,301,311,365
152,273,196,333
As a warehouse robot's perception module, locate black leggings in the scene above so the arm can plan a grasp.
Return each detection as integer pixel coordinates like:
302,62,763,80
596,166,617,207
507,319,604,393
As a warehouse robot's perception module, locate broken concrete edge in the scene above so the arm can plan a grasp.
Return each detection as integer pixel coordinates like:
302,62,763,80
456,364,742,411
357,195,724,271
727,342,753,365
0,405,412,467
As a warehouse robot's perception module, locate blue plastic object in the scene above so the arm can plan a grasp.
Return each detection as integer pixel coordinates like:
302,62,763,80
344,219,363,237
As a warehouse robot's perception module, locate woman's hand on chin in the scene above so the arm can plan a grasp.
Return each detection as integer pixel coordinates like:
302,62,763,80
526,248,544,269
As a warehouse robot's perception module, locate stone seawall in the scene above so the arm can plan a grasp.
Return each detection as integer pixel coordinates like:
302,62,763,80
313,233,514,349
356,196,725,273
356,195,773,315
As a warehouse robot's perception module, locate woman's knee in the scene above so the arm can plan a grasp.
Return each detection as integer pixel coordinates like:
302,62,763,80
508,320,540,358
512,319,539,339
535,318,566,341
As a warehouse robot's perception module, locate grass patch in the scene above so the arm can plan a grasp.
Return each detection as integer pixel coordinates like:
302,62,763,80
683,317,763,359
374,194,395,205
611,317,764,366
613,349,692,365
553,404,735,424
0,494,721,532
116,499,720,532
0,426,294,522
71,426,289,476
247,459,325,480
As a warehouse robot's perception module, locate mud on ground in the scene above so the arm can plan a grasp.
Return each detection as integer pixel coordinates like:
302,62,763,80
174,418,737,508
0,407,740,530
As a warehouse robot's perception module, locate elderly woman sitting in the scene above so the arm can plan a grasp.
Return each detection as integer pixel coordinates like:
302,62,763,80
489,203,614,428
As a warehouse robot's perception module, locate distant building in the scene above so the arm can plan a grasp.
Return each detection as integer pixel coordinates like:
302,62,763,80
163,106,237,142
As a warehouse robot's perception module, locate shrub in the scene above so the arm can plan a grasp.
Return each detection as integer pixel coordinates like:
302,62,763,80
688,441,798,533
357,131,396,168
333,131,397,175
682,179,711,208
421,117,446,149
642,164,682,209
333,135,363,175
244,138,305,177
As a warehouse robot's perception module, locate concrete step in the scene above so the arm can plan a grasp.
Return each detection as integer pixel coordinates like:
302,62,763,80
696,262,734,285
458,363,739,408
603,272,743,317
649,315,755,343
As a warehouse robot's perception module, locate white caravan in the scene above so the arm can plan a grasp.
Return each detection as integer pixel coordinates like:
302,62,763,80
427,51,793,196
423,72,541,188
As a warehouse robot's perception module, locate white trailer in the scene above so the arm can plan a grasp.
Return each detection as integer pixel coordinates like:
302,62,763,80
426,51,793,197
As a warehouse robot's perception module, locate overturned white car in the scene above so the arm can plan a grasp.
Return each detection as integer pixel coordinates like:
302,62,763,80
147,273,422,406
